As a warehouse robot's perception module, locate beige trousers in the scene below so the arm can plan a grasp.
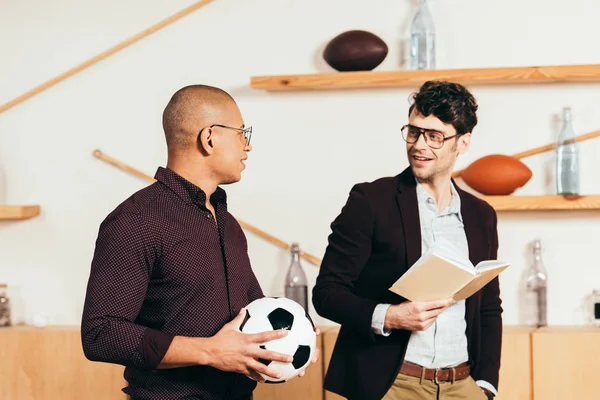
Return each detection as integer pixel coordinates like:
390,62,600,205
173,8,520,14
382,372,488,400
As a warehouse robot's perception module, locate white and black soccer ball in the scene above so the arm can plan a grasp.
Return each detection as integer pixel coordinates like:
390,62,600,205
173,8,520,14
239,297,317,383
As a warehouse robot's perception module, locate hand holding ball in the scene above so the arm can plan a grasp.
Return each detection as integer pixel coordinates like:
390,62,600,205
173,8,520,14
239,297,317,383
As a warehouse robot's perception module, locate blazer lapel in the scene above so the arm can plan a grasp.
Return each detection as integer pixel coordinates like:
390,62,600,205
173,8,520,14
457,184,487,316
396,169,422,270
459,192,487,266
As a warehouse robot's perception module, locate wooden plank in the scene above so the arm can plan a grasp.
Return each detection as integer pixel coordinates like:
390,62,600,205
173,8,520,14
250,64,600,91
0,0,214,114
93,149,323,266
452,129,600,178
482,195,600,211
0,325,126,400
0,205,40,220
532,326,600,399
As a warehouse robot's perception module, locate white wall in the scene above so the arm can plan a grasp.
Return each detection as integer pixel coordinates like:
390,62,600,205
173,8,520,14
1,0,599,328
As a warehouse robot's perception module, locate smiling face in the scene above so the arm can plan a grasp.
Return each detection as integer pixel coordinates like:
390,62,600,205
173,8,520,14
406,109,471,184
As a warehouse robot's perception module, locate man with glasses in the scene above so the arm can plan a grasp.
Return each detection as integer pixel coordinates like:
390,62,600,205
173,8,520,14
81,84,317,399
313,80,501,400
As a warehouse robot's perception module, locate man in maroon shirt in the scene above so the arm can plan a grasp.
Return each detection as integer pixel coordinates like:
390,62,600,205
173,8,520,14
81,85,310,399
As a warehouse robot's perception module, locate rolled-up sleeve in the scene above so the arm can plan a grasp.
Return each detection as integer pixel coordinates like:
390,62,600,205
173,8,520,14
81,211,173,369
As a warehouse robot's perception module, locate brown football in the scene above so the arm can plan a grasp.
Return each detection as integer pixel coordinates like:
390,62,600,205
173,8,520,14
461,154,533,195
323,30,388,72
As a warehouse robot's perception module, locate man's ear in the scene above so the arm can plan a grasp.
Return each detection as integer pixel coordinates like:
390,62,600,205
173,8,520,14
198,127,214,154
457,132,471,155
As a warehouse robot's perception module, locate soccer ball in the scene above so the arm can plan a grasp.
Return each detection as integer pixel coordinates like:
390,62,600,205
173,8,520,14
239,297,317,383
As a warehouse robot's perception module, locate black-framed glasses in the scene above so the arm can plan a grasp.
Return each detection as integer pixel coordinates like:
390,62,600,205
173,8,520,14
401,124,460,149
205,124,252,145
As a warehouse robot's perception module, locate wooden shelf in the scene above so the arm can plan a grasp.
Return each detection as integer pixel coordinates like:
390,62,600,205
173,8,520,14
481,195,600,211
0,205,40,220
250,63,600,91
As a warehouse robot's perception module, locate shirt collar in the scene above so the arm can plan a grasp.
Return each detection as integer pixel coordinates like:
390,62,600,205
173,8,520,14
154,166,227,207
416,181,463,221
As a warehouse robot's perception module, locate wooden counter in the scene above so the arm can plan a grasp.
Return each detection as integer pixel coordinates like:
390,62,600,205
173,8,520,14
0,324,323,400
0,325,126,400
532,326,600,400
2,324,598,400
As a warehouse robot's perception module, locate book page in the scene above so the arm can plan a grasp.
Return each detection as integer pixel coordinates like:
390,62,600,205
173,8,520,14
389,253,476,302
430,237,474,273
436,253,475,274
451,264,509,301
475,259,509,272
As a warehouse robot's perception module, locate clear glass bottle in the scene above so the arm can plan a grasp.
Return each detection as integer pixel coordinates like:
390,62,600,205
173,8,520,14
556,107,580,195
524,240,548,327
0,283,11,327
410,0,436,70
592,289,600,327
284,243,308,310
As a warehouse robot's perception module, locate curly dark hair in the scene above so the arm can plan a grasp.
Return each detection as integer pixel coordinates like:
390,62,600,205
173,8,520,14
408,80,478,135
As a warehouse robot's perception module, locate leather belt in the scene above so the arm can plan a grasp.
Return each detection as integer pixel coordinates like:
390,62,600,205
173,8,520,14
399,361,470,383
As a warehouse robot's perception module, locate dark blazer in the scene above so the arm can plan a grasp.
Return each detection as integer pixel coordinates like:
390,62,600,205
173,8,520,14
312,167,502,400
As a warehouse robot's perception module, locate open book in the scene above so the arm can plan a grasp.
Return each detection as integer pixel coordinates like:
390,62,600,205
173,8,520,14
388,237,509,302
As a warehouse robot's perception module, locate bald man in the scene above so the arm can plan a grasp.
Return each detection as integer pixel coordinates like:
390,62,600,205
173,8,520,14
81,85,310,400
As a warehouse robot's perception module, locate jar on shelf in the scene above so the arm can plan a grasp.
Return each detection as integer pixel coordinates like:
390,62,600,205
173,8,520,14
0,283,11,327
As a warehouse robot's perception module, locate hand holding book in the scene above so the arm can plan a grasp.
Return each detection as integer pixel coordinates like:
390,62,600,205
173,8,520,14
383,298,454,331
388,237,509,302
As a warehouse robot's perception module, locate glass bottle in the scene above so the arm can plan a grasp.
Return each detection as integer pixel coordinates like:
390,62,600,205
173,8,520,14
410,0,436,70
524,240,547,327
556,107,580,195
284,243,308,310
592,289,600,327
0,283,11,327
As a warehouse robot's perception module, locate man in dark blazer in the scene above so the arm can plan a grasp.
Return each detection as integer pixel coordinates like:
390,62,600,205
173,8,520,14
313,81,501,400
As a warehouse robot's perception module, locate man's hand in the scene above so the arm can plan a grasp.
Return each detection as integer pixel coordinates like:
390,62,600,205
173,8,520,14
298,326,321,378
201,308,293,382
384,299,454,331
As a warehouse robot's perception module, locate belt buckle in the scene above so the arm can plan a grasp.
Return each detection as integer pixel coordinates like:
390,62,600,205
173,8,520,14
434,368,441,384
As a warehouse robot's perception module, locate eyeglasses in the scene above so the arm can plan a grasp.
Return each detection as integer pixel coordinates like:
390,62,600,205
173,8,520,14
204,124,252,146
401,124,460,149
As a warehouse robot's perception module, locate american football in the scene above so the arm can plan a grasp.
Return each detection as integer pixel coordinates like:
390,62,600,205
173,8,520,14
460,154,533,195
323,30,388,72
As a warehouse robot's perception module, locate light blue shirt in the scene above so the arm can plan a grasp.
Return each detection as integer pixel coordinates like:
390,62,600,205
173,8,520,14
371,182,497,395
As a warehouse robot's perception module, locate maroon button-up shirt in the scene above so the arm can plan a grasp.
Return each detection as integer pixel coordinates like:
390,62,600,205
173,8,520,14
81,166,263,400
